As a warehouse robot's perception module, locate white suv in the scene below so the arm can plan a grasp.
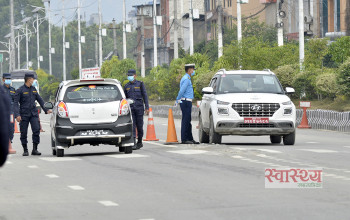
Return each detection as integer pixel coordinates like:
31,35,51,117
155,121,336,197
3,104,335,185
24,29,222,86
199,69,296,145
46,79,134,157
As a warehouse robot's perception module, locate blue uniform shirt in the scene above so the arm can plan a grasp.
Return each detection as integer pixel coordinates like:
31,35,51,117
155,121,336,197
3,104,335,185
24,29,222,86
124,80,149,111
176,73,194,100
2,84,16,113
14,84,48,118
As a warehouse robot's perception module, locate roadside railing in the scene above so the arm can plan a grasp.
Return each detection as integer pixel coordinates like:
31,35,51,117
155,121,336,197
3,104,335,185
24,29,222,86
151,105,350,133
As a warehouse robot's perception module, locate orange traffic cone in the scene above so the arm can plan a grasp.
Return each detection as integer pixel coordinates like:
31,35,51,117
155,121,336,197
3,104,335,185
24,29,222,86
143,108,159,141
14,121,20,133
298,107,311,129
165,108,178,144
38,109,45,132
8,140,16,154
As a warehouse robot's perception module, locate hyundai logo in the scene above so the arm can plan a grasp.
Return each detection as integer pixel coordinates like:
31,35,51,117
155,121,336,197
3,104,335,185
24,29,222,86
251,104,262,111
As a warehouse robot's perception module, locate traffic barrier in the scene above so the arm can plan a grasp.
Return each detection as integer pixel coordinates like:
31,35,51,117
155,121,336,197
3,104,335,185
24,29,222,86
14,121,20,133
38,109,45,132
143,108,159,141
165,108,178,144
8,140,16,154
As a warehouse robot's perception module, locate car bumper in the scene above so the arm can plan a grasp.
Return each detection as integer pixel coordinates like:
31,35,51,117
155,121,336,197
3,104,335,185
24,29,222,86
54,115,133,147
215,120,295,136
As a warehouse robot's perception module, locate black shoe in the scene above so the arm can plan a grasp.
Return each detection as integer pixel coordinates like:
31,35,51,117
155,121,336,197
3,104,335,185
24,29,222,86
32,143,42,156
132,145,138,150
136,142,143,149
181,141,194,144
23,150,29,156
190,140,200,144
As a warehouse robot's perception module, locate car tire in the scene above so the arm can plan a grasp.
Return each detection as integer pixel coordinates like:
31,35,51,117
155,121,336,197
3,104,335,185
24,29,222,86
199,114,209,143
283,131,295,145
209,115,222,144
55,139,65,157
270,135,282,144
124,146,133,154
119,147,125,152
51,137,57,155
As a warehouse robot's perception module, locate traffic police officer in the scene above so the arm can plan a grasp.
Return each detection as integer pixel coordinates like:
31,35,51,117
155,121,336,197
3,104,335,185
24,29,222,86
2,73,16,145
176,64,199,144
124,69,149,150
14,73,52,156
0,85,10,166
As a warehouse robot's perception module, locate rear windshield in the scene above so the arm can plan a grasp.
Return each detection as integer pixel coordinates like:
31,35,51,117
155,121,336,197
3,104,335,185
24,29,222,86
63,84,122,103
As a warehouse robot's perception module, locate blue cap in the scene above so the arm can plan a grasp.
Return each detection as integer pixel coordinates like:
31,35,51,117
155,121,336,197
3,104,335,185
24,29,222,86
127,69,136,76
25,73,35,78
2,73,11,79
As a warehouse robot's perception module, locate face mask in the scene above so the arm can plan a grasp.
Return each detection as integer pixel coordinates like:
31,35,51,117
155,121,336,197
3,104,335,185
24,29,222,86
191,71,196,76
127,76,134,82
4,79,11,85
33,81,38,87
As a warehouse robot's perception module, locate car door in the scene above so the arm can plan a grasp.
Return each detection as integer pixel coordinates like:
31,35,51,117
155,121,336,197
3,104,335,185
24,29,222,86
201,77,218,128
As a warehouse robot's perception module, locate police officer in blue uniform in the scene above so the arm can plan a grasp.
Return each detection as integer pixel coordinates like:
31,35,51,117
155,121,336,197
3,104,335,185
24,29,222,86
124,69,149,150
176,64,199,144
14,73,52,156
0,85,10,166
2,73,16,145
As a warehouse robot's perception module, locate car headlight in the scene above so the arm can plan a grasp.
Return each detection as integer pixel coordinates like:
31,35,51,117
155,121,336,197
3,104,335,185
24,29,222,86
217,100,230,105
282,101,292,105
218,108,229,115
284,108,293,115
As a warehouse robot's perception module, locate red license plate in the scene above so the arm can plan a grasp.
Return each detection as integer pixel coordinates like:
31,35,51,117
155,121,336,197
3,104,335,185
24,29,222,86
244,117,269,124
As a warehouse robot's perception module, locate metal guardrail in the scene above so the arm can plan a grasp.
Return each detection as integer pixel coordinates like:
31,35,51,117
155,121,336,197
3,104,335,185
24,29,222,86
150,106,350,133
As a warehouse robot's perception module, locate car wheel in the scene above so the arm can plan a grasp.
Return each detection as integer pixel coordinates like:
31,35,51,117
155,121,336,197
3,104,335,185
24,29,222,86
57,149,64,157
270,135,282,144
283,131,295,145
124,146,133,154
119,147,125,152
51,137,57,155
209,115,222,144
198,115,209,143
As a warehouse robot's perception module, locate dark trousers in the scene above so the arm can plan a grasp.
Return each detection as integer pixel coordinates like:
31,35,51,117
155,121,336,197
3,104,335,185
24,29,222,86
180,100,193,142
131,108,144,140
19,115,40,145
9,113,14,142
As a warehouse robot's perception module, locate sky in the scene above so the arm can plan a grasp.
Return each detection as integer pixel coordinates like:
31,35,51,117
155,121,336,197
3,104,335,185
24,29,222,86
47,0,150,25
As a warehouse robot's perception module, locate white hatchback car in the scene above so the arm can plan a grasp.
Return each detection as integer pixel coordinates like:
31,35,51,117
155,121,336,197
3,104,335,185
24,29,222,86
46,79,134,157
199,69,296,145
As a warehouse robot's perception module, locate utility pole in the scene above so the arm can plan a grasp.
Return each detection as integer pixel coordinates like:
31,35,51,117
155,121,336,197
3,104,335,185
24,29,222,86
36,12,40,69
237,0,242,69
174,0,178,59
299,0,304,70
95,35,98,67
98,0,103,67
334,0,338,32
10,0,15,71
78,0,82,78
217,0,223,58
189,0,194,55
62,0,66,81
48,1,52,75
17,31,20,69
112,18,118,56
25,22,29,69
123,0,127,59
141,14,145,77
277,0,284,46
153,0,158,67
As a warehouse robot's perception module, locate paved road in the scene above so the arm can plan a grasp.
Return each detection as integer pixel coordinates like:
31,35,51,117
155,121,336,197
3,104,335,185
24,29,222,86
1,113,350,220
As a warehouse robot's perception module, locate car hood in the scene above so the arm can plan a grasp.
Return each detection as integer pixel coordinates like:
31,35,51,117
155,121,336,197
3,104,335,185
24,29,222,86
215,93,291,104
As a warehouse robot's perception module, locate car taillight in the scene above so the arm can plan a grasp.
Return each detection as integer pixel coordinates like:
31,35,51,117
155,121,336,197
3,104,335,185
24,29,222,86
57,101,69,118
119,99,130,116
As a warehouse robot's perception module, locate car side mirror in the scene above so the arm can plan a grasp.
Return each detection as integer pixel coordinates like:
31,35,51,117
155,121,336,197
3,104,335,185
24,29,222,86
126,99,134,105
202,87,214,94
285,87,295,94
44,102,54,110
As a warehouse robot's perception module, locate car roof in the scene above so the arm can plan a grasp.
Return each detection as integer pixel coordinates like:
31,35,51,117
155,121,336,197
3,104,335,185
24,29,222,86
62,78,121,87
215,69,276,75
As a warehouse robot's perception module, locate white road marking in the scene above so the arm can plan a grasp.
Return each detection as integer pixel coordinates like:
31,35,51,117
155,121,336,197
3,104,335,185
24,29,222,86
106,154,149,159
46,174,59,178
98,201,119,207
257,149,282,154
298,149,338,153
306,142,319,144
40,157,82,162
27,165,38,169
231,147,250,151
256,154,267,158
144,141,178,148
232,155,244,159
68,185,85,190
167,150,208,155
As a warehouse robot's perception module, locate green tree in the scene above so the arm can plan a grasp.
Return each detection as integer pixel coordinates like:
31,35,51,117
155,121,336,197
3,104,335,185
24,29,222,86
337,58,350,97
304,38,329,68
329,36,350,64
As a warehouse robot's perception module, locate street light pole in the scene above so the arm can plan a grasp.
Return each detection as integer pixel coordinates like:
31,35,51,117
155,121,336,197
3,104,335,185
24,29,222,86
17,31,20,69
78,0,82,78
189,0,194,55
217,0,223,58
26,23,29,69
98,0,103,67
36,12,40,69
10,0,15,71
48,0,52,75
123,0,127,59
299,0,304,70
62,0,66,81
153,0,157,67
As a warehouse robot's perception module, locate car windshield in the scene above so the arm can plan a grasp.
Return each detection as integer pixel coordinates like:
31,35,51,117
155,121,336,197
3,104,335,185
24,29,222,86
217,74,283,94
64,84,122,103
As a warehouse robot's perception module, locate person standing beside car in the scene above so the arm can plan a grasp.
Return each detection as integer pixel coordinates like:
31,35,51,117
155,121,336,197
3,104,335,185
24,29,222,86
124,69,149,150
2,73,16,147
176,64,199,144
14,73,52,156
